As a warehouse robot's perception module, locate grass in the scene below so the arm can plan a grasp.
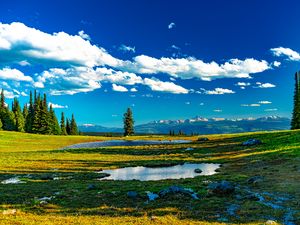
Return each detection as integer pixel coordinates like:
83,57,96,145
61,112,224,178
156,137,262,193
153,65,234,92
0,130,299,224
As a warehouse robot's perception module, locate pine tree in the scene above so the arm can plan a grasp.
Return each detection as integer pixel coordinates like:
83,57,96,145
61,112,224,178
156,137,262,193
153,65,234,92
25,91,34,133
49,104,61,135
12,98,25,132
32,94,41,133
291,71,300,129
70,114,78,135
66,119,71,135
123,108,134,136
38,93,51,134
60,112,67,135
0,91,16,131
0,89,5,108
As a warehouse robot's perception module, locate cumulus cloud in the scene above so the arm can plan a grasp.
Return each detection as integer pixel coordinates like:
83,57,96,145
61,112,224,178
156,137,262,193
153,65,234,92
130,87,137,92
119,44,135,53
48,102,68,109
236,82,250,87
120,56,270,81
112,83,128,92
255,82,276,88
258,101,272,104
204,88,235,95
143,77,189,94
272,61,281,67
271,47,300,61
0,22,121,68
168,22,176,29
0,68,32,82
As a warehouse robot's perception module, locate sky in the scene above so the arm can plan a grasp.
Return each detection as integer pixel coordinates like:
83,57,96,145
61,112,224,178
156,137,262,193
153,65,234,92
0,0,299,127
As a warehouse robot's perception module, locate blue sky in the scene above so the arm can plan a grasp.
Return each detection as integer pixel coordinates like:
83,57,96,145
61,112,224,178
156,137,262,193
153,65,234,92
0,0,299,126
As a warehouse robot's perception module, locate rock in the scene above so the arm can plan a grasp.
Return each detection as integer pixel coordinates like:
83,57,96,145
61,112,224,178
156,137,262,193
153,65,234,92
2,209,17,215
158,186,199,199
207,180,235,195
127,191,138,199
197,137,209,142
242,139,262,146
194,168,202,173
87,184,96,190
185,147,194,151
247,176,264,185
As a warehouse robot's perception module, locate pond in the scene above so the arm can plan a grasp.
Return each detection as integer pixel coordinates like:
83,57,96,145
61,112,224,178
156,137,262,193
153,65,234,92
63,139,191,149
98,163,220,181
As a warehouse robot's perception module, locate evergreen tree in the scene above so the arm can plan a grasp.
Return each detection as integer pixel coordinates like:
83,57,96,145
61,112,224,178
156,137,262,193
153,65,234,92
291,71,300,129
38,93,51,134
32,94,41,133
66,119,71,135
25,91,34,133
49,104,61,135
12,98,25,132
70,114,78,135
123,108,134,136
60,112,67,135
0,89,5,108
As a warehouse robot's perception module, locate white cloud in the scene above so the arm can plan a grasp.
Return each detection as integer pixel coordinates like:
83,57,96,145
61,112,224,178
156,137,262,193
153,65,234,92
119,44,135,53
258,101,272,104
256,82,276,88
168,22,176,29
213,109,222,112
120,56,270,81
273,61,281,67
78,30,91,40
236,82,250,86
204,88,235,95
171,45,180,50
265,108,278,111
199,102,204,106
112,83,128,92
143,77,189,94
130,87,137,92
18,60,30,66
3,90,18,99
0,68,32,82
271,47,300,61
0,22,121,68
241,104,260,107
48,102,68,109
185,101,190,105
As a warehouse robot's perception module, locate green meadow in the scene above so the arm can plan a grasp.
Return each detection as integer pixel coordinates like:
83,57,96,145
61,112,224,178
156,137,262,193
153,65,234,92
0,130,299,224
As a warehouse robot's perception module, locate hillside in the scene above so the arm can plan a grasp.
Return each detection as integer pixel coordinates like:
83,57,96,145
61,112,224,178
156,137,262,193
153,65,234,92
0,130,299,224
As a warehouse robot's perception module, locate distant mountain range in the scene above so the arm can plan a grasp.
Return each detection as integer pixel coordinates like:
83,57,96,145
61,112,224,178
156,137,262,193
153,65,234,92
78,116,291,135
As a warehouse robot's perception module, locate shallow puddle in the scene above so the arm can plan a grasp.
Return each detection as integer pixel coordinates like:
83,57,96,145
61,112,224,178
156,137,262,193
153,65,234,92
63,139,191,149
98,163,220,181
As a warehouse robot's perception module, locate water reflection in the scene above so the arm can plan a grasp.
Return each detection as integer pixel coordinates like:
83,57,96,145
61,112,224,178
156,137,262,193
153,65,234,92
64,139,191,149
98,163,220,181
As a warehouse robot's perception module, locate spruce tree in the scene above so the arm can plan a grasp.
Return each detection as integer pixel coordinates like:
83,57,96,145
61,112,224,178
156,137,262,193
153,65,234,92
32,94,41,133
0,89,5,108
12,98,25,132
38,93,51,134
49,104,61,135
60,112,67,135
70,114,78,135
25,91,34,133
66,119,71,135
123,107,134,136
291,71,300,129
0,91,16,131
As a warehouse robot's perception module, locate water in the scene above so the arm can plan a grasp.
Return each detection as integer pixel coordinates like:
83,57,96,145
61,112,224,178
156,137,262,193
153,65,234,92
63,139,191,149
1,177,25,184
98,163,220,181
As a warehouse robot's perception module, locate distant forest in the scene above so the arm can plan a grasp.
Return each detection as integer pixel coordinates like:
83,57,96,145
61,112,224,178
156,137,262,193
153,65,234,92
0,89,78,135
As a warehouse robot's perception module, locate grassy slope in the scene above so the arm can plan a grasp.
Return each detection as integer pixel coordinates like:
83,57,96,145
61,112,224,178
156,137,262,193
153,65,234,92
0,130,299,224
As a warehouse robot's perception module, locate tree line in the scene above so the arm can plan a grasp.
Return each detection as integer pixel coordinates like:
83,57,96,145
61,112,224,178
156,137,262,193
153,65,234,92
0,89,78,135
